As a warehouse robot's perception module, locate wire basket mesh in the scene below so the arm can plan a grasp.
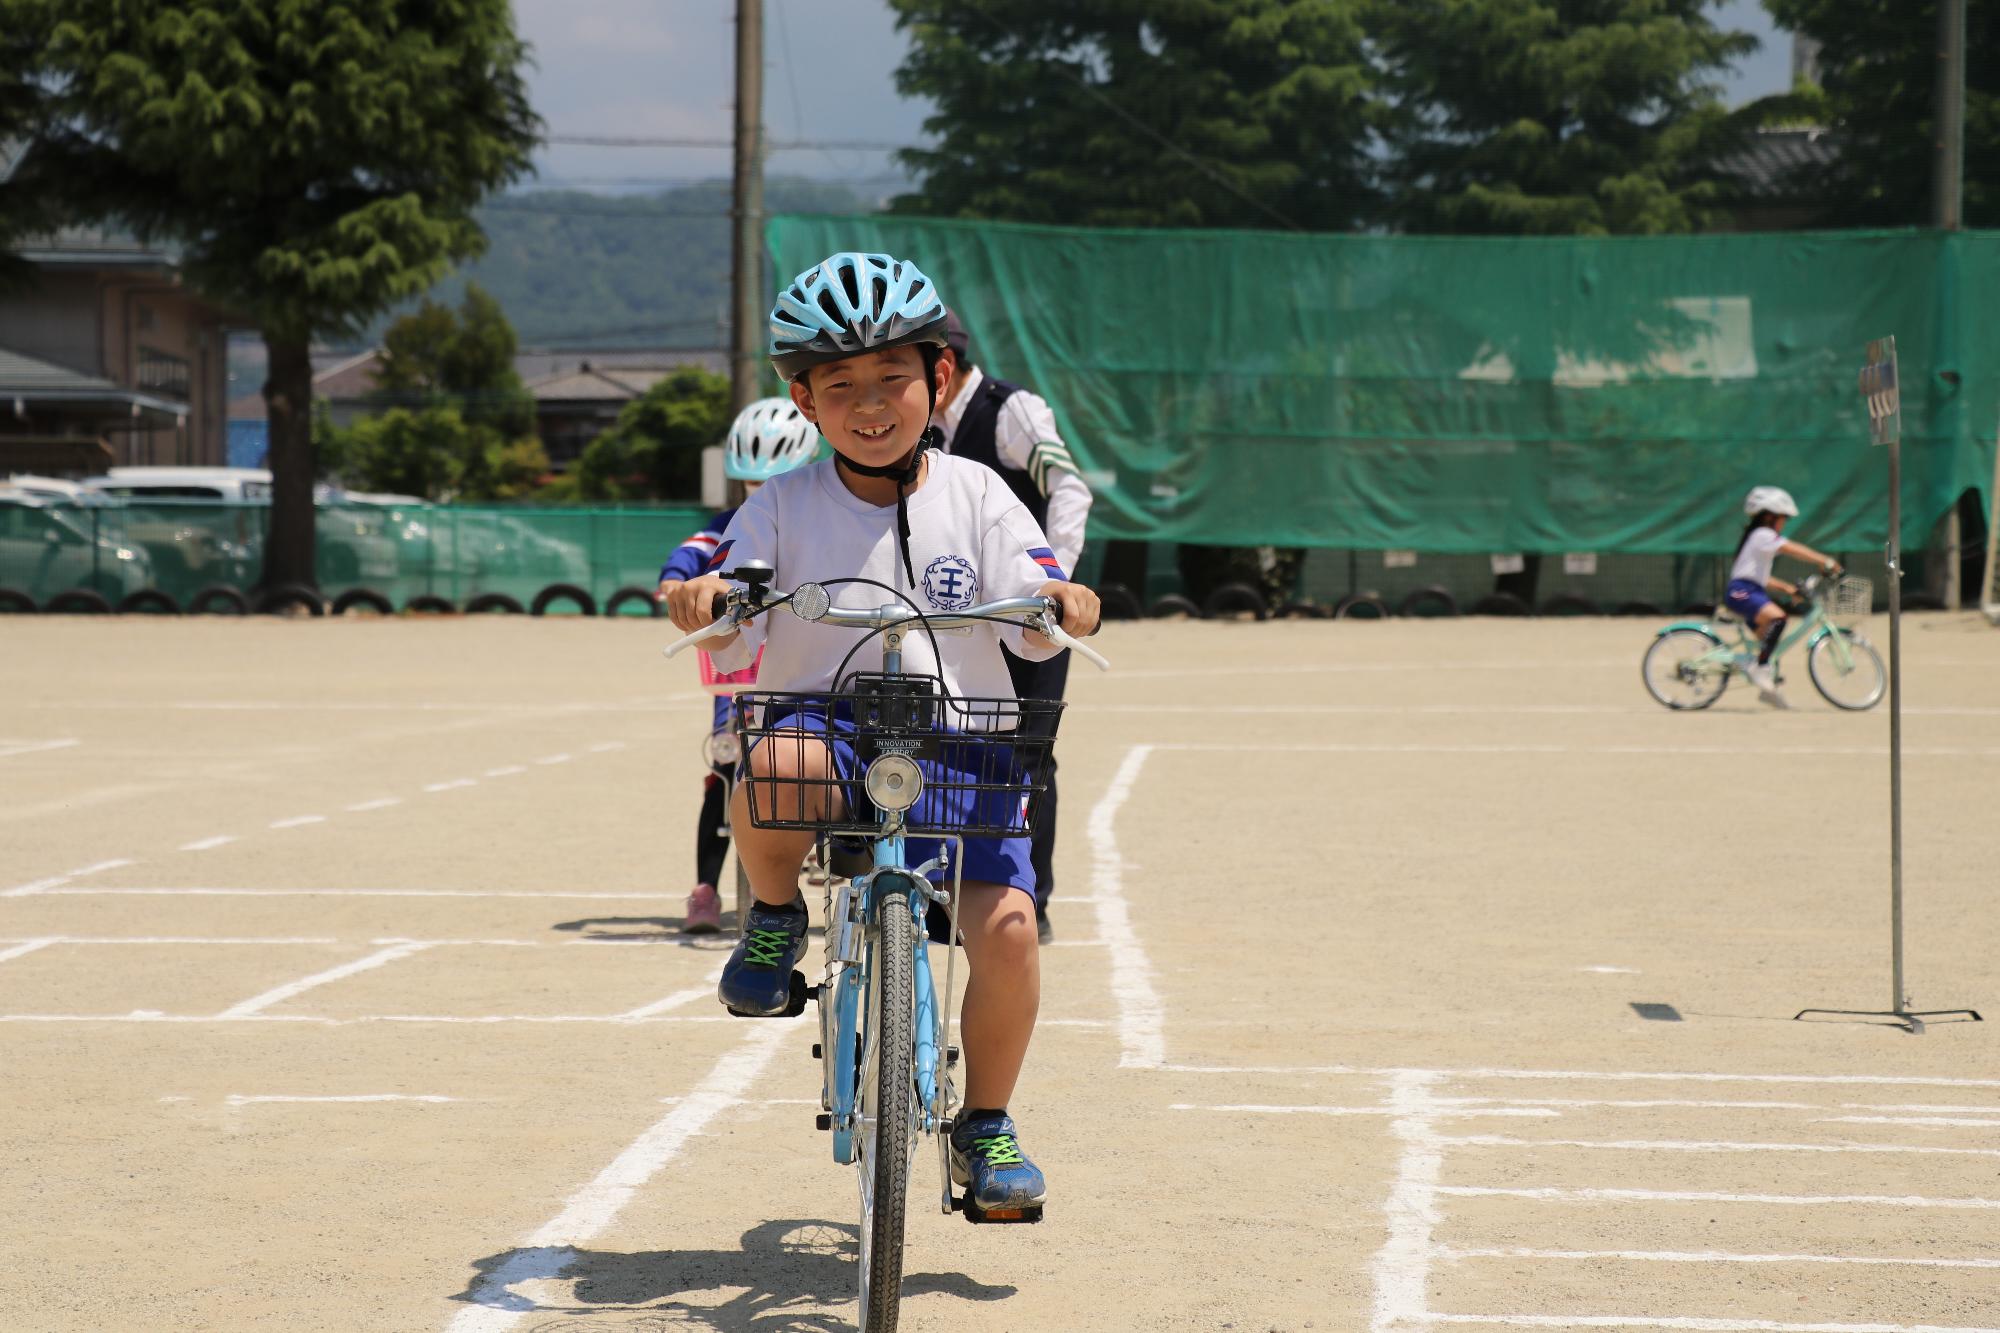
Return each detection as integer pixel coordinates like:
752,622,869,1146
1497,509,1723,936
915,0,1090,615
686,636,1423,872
733,675,1063,837
1828,575,1874,625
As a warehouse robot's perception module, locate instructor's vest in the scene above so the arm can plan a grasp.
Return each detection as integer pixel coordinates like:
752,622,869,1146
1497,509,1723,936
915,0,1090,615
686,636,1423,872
949,376,1047,527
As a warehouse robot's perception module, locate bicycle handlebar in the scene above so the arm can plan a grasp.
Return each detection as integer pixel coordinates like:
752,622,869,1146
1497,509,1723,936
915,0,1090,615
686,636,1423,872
663,575,1111,671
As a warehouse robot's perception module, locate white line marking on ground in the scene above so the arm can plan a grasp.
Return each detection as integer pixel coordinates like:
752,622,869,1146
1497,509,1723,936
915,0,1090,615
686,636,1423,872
1173,1103,1555,1119
1423,1317,2000,1331
178,835,238,852
483,765,527,777
225,1094,462,1107
2,857,134,896
1580,965,1640,974
1818,1115,2000,1128
1090,744,1164,1069
0,939,56,964
1434,1185,2000,1210
1441,1134,2000,1158
444,1021,795,1332
586,741,626,752
1372,1070,1444,1332
0,936,338,946
619,963,726,1019
1845,1103,2000,1113
424,778,479,792
0,738,80,759
1157,1065,2000,1089
1442,1246,2000,1270
1157,741,2000,758
1437,1097,1824,1112
0,1011,1081,1026
268,815,326,830
33,887,673,900
344,797,402,812
533,753,571,765
215,942,436,1018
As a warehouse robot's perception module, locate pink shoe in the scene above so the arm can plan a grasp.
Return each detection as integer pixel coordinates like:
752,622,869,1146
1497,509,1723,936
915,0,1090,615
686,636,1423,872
683,883,722,934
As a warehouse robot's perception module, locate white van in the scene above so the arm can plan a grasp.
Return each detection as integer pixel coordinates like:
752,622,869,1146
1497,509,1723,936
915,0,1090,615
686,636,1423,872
83,466,274,502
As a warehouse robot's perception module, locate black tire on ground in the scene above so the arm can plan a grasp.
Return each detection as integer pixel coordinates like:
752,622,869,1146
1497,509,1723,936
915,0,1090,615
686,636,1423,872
1613,600,1664,617
1148,592,1202,619
189,584,250,615
531,583,597,616
1332,593,1390,620
45,588,112,615
1469,592,1534,617
1901,593,1945,611
331,587,394,616
1538,593,1601,617
1678,600,1716,616
604,585,663,618
404,594,457,615
1396,585,1461,618
1201,581,1269,620
0,587,38,614
116,589,181,615
1095,582,1143,622
465,591,527,615
1275,600,1329,619
257,583,325,616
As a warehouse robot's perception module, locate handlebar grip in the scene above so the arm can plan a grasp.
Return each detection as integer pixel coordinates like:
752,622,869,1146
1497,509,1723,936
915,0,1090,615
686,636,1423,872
710,592,729,620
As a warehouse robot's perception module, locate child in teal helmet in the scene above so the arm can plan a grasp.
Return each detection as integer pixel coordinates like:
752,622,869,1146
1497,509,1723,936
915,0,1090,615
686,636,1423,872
665,252,1101,1215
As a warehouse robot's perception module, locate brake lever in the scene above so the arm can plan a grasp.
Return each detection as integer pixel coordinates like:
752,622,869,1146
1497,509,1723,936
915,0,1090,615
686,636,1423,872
1039,613,1110,671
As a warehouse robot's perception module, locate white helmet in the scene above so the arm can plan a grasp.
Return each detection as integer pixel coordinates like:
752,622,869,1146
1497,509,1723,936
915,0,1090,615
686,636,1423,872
1743,485,1798,518
725,397,819,481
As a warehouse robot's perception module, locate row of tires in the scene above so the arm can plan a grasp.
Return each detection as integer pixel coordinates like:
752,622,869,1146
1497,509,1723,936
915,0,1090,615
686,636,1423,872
1108,582,1708,621
0,581,637,617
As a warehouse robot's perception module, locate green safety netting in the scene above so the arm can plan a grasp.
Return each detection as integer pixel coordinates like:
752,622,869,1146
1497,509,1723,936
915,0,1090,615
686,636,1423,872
771,216,1999,555
0,499,711,611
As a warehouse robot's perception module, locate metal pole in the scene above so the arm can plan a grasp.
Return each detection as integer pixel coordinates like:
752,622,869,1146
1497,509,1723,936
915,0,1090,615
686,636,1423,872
730,0,766,413
1933,0,1966,232
1886,434,1907,1014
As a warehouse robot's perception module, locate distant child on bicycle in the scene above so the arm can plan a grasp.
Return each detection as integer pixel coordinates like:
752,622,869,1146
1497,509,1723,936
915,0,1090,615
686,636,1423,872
1726,485,1842,708
657,397,820,933
665,251,1100,1215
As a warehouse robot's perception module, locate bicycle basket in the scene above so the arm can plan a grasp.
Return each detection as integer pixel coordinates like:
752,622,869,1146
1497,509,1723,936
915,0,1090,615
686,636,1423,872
1829,576,1874,625
734,674,1063,838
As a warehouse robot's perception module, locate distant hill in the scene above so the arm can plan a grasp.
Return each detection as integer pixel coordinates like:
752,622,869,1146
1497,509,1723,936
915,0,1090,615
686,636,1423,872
379,176,881,350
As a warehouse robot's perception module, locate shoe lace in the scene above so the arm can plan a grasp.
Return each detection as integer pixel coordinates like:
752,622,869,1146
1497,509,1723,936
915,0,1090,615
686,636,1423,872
971,1132,1025,1167
743,927,793,967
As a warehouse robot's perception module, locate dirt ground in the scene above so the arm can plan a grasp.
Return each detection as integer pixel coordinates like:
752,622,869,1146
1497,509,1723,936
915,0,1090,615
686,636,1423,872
1,610,1995,1333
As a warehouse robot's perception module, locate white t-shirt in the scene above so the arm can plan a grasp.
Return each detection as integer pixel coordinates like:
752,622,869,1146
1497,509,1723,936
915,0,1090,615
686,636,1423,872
1730,527,1784,586
704,452,1062,704
937,366,1093,576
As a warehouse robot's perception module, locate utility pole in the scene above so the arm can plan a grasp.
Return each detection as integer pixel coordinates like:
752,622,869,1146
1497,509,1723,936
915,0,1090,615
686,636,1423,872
730,0,766,413
1935,0,1966,608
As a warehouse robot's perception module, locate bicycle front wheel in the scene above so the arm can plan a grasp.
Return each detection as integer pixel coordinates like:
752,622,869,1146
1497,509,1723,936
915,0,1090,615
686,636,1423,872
857,887,916,1332
1808,630,1886,710
1641,628,1730,710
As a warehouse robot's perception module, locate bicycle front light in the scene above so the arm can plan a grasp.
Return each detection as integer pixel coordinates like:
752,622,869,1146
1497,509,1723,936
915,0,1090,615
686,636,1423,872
703,728,742,768
864,754,924,812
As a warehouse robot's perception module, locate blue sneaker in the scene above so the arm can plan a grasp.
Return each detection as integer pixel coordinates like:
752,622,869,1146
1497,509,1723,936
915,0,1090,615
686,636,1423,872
950,1111,1046,1214
717,898,808,1016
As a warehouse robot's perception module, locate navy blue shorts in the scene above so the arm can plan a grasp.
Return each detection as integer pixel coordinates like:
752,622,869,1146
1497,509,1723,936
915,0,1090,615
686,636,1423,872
1724,578,1773,622
746,706,1035,899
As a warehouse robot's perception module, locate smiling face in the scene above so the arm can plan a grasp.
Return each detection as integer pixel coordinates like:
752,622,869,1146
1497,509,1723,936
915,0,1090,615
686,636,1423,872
789,344,948,468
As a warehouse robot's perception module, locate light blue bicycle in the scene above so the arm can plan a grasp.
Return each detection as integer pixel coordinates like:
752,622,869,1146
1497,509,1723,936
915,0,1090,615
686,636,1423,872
1641,572,1886,710
664,561,1106,1332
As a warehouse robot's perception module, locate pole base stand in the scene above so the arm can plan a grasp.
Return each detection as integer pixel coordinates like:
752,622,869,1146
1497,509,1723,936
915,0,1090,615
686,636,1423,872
1794,1006,1983,1034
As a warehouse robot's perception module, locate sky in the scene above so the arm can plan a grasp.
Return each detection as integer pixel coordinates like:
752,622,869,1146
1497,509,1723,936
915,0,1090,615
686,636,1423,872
515,0,1800,194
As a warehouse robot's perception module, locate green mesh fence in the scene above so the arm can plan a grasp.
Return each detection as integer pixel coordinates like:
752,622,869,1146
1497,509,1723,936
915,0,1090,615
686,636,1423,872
770,217,2000,557
0,499,711,612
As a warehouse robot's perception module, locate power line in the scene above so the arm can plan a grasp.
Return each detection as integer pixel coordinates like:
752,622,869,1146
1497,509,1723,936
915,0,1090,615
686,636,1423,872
546,133,913,151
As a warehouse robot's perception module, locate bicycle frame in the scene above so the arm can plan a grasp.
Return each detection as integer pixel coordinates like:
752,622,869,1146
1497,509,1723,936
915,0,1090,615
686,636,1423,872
1654,593,1858,676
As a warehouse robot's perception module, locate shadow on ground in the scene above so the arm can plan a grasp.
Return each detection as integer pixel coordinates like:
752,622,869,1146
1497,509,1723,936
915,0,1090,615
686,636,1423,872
453,1218,1013,1331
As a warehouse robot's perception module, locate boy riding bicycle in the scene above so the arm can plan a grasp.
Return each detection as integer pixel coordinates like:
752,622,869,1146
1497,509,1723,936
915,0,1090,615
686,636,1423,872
665,251,1100,1215
656,397,819,933
1726,485,1842,709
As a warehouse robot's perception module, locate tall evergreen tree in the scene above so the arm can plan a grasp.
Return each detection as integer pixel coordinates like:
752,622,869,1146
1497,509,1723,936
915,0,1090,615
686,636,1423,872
889,0,1380,230
1377,0,1756,235
1758,0,2000,227
373,285,535,438
23,0,538,588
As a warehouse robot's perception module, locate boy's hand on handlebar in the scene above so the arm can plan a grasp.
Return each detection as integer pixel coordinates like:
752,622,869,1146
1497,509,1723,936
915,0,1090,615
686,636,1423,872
667,573,733,635
656,577,681,604
1032,580,1100,645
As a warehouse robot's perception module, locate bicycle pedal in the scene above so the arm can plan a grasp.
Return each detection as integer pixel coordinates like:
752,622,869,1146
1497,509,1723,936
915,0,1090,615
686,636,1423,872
955,1192,1043,1225
782,970,809,1017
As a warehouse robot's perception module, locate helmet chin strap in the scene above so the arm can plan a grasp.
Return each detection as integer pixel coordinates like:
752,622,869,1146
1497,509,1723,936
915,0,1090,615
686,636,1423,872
833,425,941,589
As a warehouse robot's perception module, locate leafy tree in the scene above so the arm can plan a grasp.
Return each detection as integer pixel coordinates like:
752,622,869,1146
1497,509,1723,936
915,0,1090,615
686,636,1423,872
888,0,1380,229
25,0,538,587
1375,0,1757,235
319,404,549,502
372,284,534,437
0,3,58,283
1756,0,2000,227
575,367,731,502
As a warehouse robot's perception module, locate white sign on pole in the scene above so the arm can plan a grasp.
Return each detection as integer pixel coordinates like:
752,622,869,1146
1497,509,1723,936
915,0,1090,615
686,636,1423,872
1563,552,1598,576
1489,552,1525,576
1383,550,1417,569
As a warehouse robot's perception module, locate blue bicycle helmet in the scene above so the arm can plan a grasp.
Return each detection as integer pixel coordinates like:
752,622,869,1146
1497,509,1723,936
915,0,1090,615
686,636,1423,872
768,252,949,382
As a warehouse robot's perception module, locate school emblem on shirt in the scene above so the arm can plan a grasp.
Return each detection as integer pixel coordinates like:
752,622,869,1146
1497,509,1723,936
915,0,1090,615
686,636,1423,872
922,555,979,612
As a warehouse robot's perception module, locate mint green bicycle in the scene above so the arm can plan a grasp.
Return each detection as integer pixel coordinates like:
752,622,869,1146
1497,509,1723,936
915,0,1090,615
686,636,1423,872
1641,573,1886,710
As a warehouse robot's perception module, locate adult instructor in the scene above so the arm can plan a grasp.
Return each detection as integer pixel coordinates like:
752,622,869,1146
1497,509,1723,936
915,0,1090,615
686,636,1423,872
936,310,1093,944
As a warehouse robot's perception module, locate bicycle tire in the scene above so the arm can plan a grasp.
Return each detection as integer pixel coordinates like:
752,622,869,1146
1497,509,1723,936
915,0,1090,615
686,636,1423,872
857,889,916,1333
1807,630,1886,711
1641,626,1730,710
